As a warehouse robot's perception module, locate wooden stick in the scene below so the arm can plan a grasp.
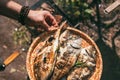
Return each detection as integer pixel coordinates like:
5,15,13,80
104,0,120,14
53,21,67,52
4,51,20,66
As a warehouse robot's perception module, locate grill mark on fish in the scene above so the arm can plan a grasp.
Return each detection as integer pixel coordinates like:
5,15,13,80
51,53,78,80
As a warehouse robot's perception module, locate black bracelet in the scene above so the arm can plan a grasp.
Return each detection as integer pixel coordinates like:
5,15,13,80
18,6,30,25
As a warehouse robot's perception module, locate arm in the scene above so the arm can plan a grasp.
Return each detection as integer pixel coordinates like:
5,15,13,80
0,0,22,20
0,0,58,31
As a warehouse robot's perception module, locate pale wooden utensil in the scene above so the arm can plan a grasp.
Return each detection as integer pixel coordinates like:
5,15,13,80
104,0,120,14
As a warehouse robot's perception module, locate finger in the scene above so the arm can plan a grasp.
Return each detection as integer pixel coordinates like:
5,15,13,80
48,26,59,31
52,19,58,27
42,20,50,31
47,13,58,26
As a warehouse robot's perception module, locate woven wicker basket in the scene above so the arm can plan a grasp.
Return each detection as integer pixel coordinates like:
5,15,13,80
26,27,102,80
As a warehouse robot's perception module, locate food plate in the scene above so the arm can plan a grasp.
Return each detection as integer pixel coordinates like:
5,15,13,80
26,23,102,80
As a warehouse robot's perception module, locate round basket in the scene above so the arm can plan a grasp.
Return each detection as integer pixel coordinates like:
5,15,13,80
26,27,102,80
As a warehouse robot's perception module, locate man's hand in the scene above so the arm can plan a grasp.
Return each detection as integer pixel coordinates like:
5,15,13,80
25,10,58,31
0,0,58,31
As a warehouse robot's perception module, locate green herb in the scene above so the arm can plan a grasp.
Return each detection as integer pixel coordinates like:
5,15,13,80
74,61,86,67
13,26,31,46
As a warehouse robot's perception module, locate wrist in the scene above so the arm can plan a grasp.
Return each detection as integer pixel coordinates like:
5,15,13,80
24,10,35,26
18,6,30,25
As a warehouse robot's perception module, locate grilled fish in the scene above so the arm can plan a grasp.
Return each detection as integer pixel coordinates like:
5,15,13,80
67,46,96,80
51,30,82,80
33,21,67,80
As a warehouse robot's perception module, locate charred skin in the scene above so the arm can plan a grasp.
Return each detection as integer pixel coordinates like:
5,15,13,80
29,39,49,80
33,35,56,80
67,67,91,80
67,68,83,80
34,46,57,80
51,52,78,80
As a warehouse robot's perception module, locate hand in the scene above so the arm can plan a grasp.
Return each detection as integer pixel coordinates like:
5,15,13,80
25,10,58,31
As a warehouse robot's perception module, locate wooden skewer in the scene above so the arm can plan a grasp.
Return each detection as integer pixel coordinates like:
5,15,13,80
4,51,20,66
53,21,67,52
104,0,120,14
